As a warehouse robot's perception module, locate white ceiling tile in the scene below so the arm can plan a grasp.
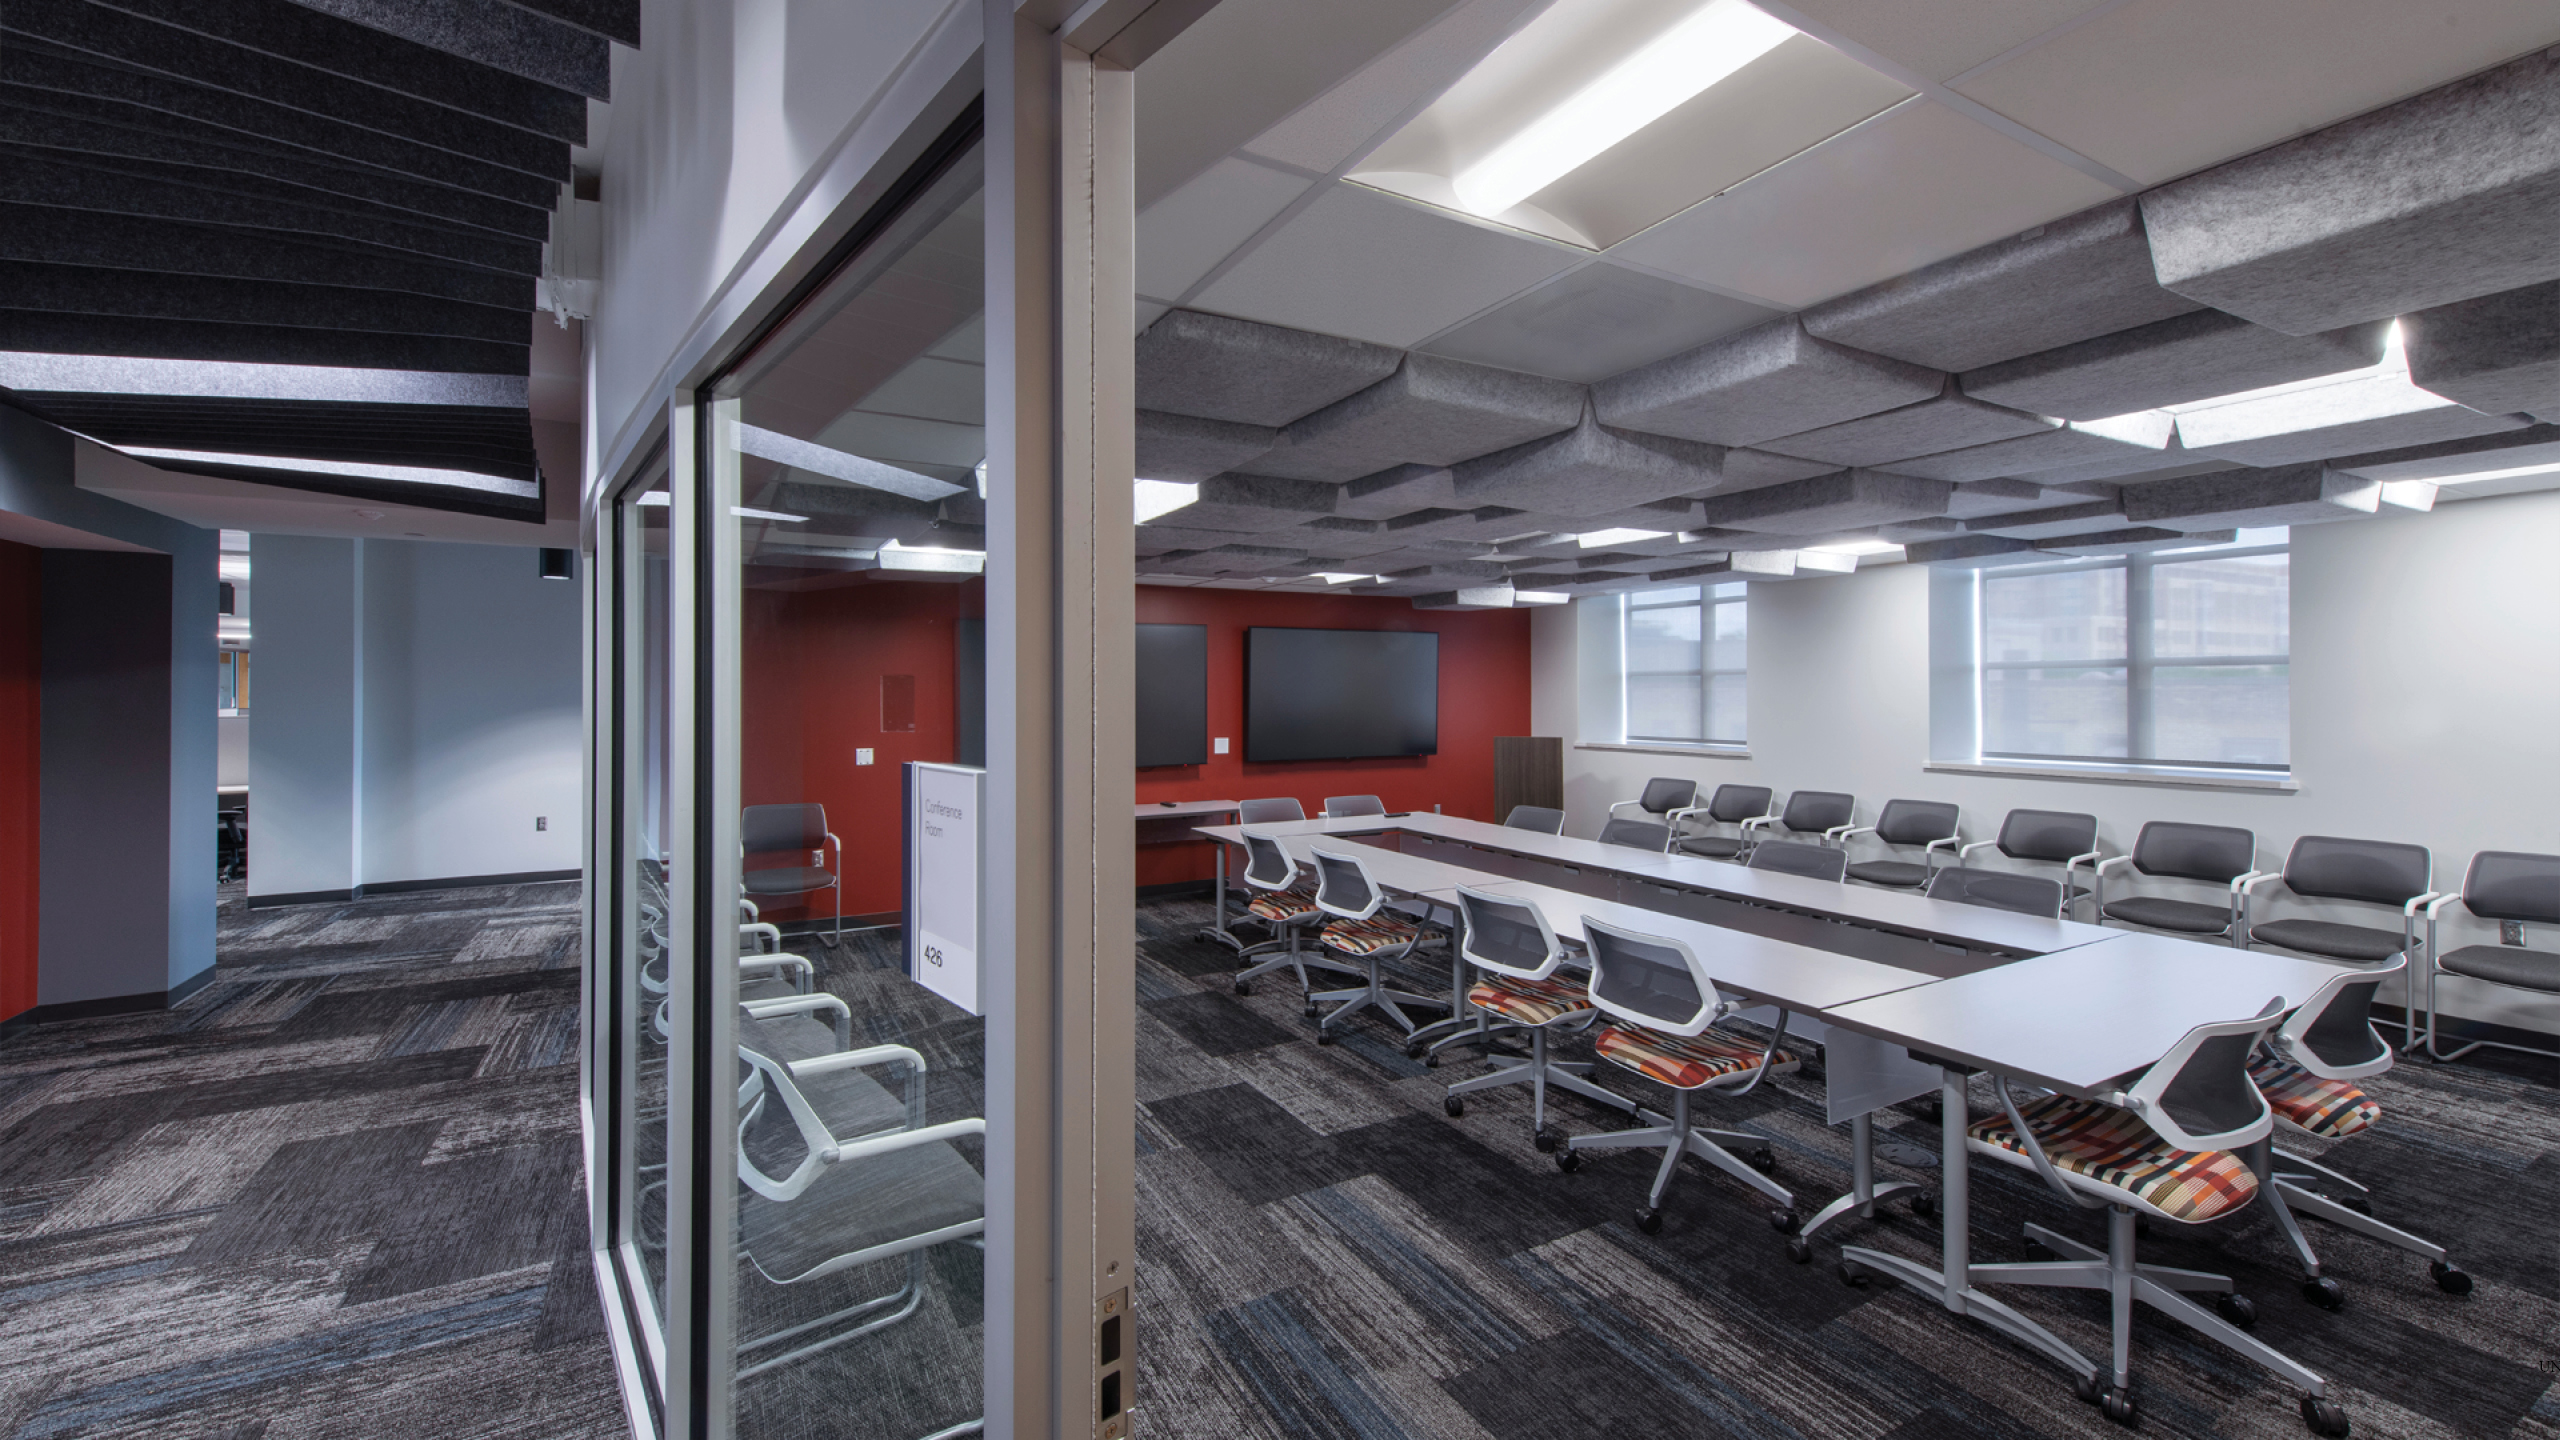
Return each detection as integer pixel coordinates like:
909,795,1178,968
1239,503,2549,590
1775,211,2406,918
1241,0,1545,175
1191,184,1580,348
1608,100,2120,310
1419,263,1782,382
1136,158,1313,300
1951,0,2560,187
1769,0,2118,84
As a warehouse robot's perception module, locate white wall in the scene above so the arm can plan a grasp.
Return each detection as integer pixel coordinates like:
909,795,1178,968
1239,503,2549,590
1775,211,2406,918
249,538,581,897
216,714,247,788
1533,489,2560,1033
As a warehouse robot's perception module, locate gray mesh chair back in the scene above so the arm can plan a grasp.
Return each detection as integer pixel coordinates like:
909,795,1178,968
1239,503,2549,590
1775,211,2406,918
1996,808,2098,863
743,803,827,854
1874,799,1960,847
1238,797,1306,824
1239,831,1298,891
2282,836,2431,905
1748,838,1847,882
2150,1022,2277,1146
1637,777,1699,815
2130,822,2255,883
1598,817,1673,853
1455,887,1562,980
1705,784,1773,823
1928,867,2064,918
2286,961,2397,1077
1503,805,1567,834
2462,850,2560,923
1323,794,1387,818
1776,790,1855,835
1582,918,1709,1032
1310,848,1383,919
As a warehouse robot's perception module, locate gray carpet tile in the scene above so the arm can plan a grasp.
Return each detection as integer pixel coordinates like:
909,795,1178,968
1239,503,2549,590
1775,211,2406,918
1133,893,2560,1439
0,880,623,1440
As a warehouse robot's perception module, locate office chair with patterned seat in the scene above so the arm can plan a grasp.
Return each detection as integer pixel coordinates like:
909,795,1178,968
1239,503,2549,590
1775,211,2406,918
1230,831,1358,1009
1438,888,1637,1147
1308,847,1447,1043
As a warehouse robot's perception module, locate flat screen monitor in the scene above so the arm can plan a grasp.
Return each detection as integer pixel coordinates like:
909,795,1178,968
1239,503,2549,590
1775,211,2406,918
1134,623,1208,767
1245,627,1438,763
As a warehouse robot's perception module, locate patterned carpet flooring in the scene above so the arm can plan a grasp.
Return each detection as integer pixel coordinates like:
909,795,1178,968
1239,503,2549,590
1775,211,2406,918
0,881,624,1440
1131,895,2560,1440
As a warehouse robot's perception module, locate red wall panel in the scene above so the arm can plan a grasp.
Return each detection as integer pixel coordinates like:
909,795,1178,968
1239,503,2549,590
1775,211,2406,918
0,539,38,1023
1132,587,1532,888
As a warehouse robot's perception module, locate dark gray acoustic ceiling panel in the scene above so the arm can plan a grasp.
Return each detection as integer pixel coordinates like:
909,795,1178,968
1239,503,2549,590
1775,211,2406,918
1134,409,1275,482
2402,280,2560,420
1944,481,2111,520
2180,401,2526,470
2036,527,2233,555
1716,446,1841,494
1448,409,1721,517
1592,317,1941,448
1965,499,2132,539
1134,309,1403,427
2120,464,2381,529
1799,199,2202,372
1961,312,2390,421
279,0,618,94
1754,384,2056,468
1141,472,1340,532
1254,355,1586,483
1697,469,1953,534
2322,423,2560,482
1878,413,2175,484
2141,49,2560,335
1903,532,2041,566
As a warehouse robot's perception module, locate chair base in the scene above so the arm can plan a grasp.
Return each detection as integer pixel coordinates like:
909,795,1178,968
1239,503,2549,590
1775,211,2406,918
1312,949,1448,1038
1562,1088,1793,1219
1233,923,1361,998
738,1251,930,1380
2249,1140,2458,1296
1446,1027,1636,1137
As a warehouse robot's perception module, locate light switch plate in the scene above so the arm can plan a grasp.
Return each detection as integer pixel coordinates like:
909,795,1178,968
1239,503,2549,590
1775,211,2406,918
535,816,547,831
856,748,875,765
1213,737,1229,755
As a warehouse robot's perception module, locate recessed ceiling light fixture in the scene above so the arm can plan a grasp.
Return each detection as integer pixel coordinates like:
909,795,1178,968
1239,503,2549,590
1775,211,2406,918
1133,479,1199,524
1576,527,1671,547
1802,538,1902,556
1310,572,1379,585
1451,0,1795,219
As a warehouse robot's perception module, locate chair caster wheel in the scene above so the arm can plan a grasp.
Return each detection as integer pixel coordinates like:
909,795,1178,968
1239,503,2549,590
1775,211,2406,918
2215,1292,2257,1329
2335,1193,2373,1216
2024,1240,2056,1262
1404,1038,1429,1060
1315,1030,1337,1046
1424,1054,1440,1069
1909,1192,1937,1221
1785,1236,1811,1264
1444,1095,1465,1118
1769,1208,1799,1234
1533,1128,1560,1154
2073,1373,2102,1405
1304,1004,1320,1019
1635,1207,1664,1236
1554,1149,1581,1173
2301,1395,2350,1437
1233,979,1252,996
1747,1148,1777,1173
2101,1386,2137,1427
2301,1276,2344,1311
2431,1261,2472,1295
1837,1260,1870,1289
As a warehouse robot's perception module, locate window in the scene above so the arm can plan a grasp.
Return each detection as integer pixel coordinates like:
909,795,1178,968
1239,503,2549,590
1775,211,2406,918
1622,583,1747,746
1974,535,2288,771
216,649,249,713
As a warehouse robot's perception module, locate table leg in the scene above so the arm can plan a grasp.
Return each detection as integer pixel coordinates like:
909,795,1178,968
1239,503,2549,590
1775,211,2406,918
1201,836,1241,951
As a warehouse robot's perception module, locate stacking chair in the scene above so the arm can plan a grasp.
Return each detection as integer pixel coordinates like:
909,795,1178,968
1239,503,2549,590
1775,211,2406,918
1952,1001,2347,1434
741,802,844,942
1739,790,1856,859
1308,847,1447,1043
1958,808,2100,918
1321,794,1387,818
1231,831,1357,1007
1671,783,1775,860
1438,888,1637,1145
1554,917,1796,1235
1925,866,2065,919
1607,776,1700,831
2243,836,2432,1042
2242,958,2468,1306
1502,805,1567,835
1597,817,1673,853
2097,822,2258,943
1833,800,1961,890
2419,850,2560,1062
1746,838,1847,882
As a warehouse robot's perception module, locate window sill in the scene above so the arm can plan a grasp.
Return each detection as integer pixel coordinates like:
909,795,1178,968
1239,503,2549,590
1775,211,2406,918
1578,741,1752,760
1923,760,2297,793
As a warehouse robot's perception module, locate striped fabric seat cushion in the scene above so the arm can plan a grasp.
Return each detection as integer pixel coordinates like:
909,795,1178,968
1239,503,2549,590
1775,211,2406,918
1968,1095,2259,1223
1246,885,1317,922
2248,1051,2380,1138
1594,1024,1795,1090
1466,972,1592,1027
1321,913,1420,955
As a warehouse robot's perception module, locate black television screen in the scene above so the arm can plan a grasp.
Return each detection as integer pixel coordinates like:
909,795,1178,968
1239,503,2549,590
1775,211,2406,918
1245,627,1438,763
1134,624,1208,767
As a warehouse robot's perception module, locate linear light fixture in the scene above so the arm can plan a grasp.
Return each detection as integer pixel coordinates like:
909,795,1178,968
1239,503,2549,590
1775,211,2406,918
1309,571,1379,584
1802,538,1902,556
732,505,807,523
1451,0,1795,218
119,445,533,495
1576,527,1671,547
1133,479,1199,524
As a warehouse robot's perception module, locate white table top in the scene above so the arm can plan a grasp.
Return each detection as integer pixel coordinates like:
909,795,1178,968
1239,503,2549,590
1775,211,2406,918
1139,799,1241,819
1820,931,2348,1096
1269,832,1513,902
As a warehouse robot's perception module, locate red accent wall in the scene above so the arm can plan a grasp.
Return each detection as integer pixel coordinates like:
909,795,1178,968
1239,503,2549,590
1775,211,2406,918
1132,587,1532,888
0,539,38,1023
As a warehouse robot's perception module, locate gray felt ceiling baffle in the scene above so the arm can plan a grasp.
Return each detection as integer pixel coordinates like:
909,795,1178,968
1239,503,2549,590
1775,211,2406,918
1965,499,2135,539
2140,48,2560,335
2119,464,2381,530
1592,317,1942,448
1134,309,1403,426
1252,354,1586,483
2322,423,2560,484
2035,527,2233,556
1800,198,2203,373
2401,280,2560,421
1961,311,2391,420
1751,381,2057,469
1140,472,1340,532
1696,469,1953,535
2179,399,2527,471
1877,410,2176,484
1134,410,1277,482
1447,404,1723,517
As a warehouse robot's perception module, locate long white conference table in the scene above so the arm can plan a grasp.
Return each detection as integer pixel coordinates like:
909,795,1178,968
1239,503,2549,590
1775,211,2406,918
1188,808,2354,1412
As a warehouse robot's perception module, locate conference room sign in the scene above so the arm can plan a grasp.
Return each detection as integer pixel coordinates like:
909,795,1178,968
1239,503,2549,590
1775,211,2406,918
904,761,985,1015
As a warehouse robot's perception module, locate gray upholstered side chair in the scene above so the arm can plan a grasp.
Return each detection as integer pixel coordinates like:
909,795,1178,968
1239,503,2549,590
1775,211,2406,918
1958,808,2101,918
2243,836,2433,1042
1746,838,1847,882
1926,866,2064,919
1321,794,1387,818
1739,790,1855,859
1502,805,1567,835
2418,849,2560,1062
1671,783,1775,860
741,802,843,942
1834,799,1961,890
2097,822,2259,943
1597,817,1673,853
1608,777,1701,832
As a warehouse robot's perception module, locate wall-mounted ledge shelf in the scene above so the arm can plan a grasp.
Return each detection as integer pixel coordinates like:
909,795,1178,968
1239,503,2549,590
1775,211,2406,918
1923,761,2298,794
1577,742,1752,761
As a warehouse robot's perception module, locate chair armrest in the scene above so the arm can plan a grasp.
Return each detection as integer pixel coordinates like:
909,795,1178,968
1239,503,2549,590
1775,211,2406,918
1924,835,1961,855
741,921,782,954
794,1043,927,1082
2237,872,2283,896
739,953,813,981
2403,891,2440,918
2066,849,2102,872
1606,799,1643,821
823,1117,985,1166
825,832,843,875
1957,839,1998,862
1829,824,1874,843
1738,815,1777,835
2421,891,2463,919
745,992,845,1021
1664,804,1708,831
2095,855,2133,876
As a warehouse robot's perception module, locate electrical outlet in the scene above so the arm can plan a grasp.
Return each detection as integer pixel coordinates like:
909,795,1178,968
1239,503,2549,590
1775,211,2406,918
2503,920,2528,946
856,748,875,766
535,816,547,832
1213,737,1229,755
